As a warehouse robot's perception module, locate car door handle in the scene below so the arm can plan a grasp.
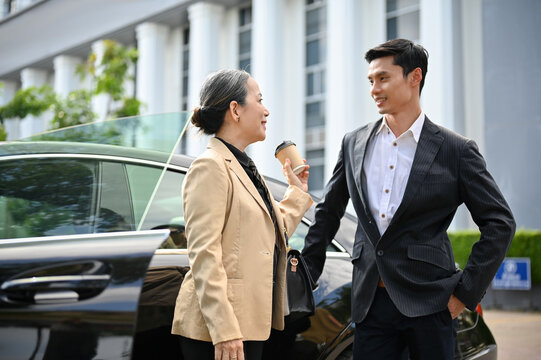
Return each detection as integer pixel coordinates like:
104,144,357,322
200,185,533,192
1,275,111,304
34,290,80,304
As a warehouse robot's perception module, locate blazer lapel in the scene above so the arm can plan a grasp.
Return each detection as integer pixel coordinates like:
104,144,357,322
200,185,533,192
353,120,381,212
208,138,271,219
384,117,443,234
353,120,382,243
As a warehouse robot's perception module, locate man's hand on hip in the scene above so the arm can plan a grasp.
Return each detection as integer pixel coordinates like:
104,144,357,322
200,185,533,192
447,294,466,319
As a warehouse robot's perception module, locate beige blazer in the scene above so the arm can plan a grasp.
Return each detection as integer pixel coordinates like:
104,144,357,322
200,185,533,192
171,138,312,345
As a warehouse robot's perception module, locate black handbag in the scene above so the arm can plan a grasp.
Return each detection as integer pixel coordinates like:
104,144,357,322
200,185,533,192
285,247,316,324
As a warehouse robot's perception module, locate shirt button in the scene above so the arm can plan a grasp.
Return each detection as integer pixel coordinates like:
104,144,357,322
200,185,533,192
393,142,397,146
381,214,386,218
390,165,394,170
377,250,384,256
385,189,389,193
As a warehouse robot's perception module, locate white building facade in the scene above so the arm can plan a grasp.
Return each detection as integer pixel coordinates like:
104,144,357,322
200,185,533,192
1,0,539,230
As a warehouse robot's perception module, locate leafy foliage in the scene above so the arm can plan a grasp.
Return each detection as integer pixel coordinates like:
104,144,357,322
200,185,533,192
79,41,133,96
0,124,7,141
50,89,97,129
449,230,541,284
0,40,141,136
0,86,56,123
113,96,142,118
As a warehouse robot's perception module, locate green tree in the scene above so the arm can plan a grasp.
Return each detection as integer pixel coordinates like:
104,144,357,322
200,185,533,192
49,89,97,129
0,85,56,121
77,39,141,119
0,39,141,137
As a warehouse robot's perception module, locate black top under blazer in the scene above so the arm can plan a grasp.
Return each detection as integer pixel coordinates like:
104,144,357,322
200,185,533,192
302,116,516,323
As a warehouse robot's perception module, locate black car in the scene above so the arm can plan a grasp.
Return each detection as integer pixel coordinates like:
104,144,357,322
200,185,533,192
0,114,496,359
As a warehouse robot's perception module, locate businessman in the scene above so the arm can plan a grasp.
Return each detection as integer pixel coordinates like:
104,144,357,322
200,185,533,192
302,38,515,359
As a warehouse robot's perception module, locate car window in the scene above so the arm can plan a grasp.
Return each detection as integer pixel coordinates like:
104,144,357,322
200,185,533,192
136,169,186,249
95,161,136,232
125,163,162,226
0,158,97,238
0,158,157,238
289,220,340,252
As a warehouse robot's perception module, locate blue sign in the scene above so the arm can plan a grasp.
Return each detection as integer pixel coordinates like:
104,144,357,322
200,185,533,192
492,257,531,290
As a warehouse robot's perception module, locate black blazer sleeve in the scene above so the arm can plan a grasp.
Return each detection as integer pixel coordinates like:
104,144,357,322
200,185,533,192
302,136,351,281
454,139,516,310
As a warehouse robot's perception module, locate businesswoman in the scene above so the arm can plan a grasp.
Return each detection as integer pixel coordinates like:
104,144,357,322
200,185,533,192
172,69,313,360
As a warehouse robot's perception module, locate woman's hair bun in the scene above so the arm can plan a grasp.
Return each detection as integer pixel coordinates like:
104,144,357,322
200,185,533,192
191,106,203,128
191,106,223,135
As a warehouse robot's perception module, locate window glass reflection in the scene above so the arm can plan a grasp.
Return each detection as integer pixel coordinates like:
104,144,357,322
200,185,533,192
0,159,96,238
138,169,186,249
306,40,320,67
306,8,321,36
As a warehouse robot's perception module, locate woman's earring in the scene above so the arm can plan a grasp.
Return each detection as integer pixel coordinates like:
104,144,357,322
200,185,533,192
237,116,240,122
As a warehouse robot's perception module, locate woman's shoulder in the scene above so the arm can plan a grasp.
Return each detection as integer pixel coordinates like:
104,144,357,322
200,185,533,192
188,148,229,175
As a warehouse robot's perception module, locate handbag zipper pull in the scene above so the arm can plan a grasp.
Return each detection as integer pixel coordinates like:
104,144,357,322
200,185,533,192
290,257,298,272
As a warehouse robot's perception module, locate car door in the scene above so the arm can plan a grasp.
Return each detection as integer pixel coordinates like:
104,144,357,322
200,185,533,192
0,230,169,360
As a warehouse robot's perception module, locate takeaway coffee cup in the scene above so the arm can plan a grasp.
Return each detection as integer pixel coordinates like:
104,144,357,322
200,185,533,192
275,140,307,175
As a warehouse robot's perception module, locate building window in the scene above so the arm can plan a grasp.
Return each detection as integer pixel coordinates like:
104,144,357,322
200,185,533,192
305,0,326,192
179,27,190,154
238,5,252,72
2,0,40,17
181,27,190,112
386,0,420,41
2,0,13,18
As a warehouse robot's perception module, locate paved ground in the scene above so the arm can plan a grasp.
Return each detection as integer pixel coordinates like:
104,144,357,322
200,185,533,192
482,310,541,360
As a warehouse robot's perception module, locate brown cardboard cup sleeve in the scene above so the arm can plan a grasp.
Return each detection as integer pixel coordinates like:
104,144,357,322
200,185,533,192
275,141,307,175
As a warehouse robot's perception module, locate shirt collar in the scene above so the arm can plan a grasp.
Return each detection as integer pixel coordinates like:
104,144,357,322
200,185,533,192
409,112,425,143
377,112,425,143
215,137,252,167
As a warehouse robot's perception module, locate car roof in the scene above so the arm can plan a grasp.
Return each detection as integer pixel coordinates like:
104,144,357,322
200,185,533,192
0,141,192,165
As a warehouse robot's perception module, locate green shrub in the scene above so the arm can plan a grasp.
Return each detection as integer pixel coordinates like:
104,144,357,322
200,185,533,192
449,230,541,284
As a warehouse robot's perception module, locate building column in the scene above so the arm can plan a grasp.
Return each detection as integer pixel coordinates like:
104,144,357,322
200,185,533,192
460,0,485,151
325,0,364,181
136,22,169,116
53,55,82,97
420,0,457,131
20,68,48,137
186,2,225,157
358,0,386,134
250,0,285,179
164,27,182,113
221,8,239,70
282,0,305,166
421,0,471,230
91,40,109,121
0,80,19,140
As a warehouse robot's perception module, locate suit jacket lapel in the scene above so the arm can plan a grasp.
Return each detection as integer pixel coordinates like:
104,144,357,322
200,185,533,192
208,138,272,219
384,117,443,235
353,120,382,243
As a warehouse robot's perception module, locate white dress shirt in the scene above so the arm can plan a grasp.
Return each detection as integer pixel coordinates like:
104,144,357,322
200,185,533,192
362,112,425,235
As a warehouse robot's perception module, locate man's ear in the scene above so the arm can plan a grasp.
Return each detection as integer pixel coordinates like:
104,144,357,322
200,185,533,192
410,67,422,88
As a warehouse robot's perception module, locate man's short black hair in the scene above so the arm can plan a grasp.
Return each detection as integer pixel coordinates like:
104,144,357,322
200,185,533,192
365,38,429,94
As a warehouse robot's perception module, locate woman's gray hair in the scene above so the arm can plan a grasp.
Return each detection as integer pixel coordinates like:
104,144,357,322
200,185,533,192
191,69,250,135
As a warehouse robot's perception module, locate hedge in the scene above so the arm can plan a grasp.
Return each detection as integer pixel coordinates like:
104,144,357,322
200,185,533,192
449,230,541,284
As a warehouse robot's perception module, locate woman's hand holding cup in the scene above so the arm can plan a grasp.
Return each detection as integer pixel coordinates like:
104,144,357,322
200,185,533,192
282,158,309,192
275,140,309,192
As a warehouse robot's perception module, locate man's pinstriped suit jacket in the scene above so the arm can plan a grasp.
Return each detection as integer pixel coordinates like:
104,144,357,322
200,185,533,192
302,116,516,323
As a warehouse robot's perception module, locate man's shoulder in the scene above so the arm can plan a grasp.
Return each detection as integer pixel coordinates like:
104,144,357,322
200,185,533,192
343,119,382,142
424,117,471,145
